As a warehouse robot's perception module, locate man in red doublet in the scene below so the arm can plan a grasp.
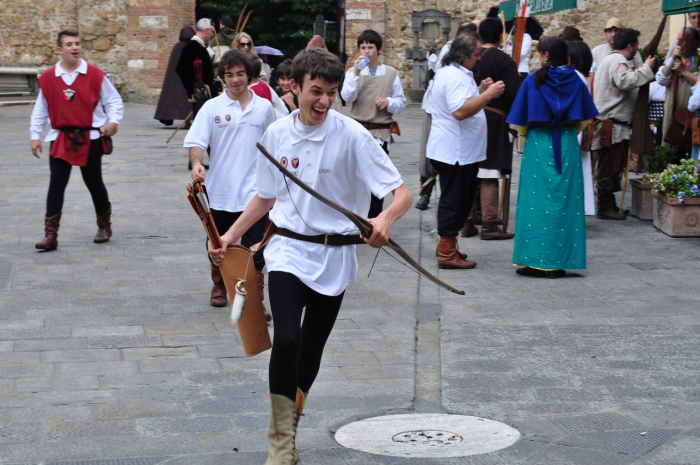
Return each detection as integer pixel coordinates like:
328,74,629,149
30,28,124,251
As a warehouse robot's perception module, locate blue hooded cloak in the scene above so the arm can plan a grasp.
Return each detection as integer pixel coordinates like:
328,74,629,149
506,65,599,173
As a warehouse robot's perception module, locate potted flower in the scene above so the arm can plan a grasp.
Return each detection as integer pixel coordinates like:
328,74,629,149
651,159,700,237
631,146,676,220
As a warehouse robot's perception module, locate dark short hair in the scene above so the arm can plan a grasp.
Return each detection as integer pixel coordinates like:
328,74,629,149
276,58,293,79
357,29,382,50
456,23,476,37
57,28,80,48
218,50,253,81
245,51,262,78
220,17,234,29
568,40,593,77
290,48,345,89
479,18,503,45
613,28,641,50
442,30,482,67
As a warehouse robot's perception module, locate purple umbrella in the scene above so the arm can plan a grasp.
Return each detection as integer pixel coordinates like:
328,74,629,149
255,45,284,56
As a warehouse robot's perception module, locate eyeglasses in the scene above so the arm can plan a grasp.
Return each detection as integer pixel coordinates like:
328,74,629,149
239,42,251,48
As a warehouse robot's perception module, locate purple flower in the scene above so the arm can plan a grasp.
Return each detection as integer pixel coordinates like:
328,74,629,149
655,183,662,189
683,171,688,175
679,197,685,204
679,191,685,197
696,164,700,174
673,174,678,181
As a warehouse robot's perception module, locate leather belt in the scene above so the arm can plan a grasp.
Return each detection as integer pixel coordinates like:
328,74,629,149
484,106,508,118
273,224,366,246
360,122,391,130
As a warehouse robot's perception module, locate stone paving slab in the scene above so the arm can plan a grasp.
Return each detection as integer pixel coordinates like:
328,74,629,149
2,103,700,464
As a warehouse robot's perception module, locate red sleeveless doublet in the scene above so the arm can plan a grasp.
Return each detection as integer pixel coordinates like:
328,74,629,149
38,64,105,166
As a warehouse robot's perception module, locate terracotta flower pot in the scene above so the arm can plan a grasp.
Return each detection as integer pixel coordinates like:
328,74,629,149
652,192,700,237
630,178,654,221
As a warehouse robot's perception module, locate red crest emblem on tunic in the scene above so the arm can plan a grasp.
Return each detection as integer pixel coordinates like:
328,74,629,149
225,115,231,122
291,158,299,169
281,157,288,167
215,116,221,124
62,89,75,102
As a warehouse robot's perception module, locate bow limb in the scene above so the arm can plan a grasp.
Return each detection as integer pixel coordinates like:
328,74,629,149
385,239,465,295
256,142,465,295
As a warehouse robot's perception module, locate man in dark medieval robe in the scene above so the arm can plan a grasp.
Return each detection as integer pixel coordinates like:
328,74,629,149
154,25,195,126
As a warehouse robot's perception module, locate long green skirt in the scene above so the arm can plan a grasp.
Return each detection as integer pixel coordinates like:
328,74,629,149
512,126,586,270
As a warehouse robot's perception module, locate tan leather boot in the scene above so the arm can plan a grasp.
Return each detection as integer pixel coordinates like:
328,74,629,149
257,270,272,322
437,236,476,269
210,264,227,307
94,206,112,243
265,393,298,465
35,214,61,250
292,388,308,463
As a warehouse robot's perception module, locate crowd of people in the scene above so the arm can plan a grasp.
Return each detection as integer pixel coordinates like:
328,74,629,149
27,12,700,465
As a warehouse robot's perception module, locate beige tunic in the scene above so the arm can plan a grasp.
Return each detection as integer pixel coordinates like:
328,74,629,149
592,52,655,150
348,67,398,142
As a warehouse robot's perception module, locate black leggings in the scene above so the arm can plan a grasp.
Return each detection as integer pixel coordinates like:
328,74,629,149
46,139,110,217
268,271,344,401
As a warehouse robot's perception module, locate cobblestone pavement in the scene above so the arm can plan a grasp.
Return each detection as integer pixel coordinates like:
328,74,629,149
1,103,699,465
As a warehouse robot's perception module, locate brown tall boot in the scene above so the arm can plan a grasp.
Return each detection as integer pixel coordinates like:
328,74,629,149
435,240,468,259
35,214,61,251
94,206,112,243
480,221,514,240
437,236,476,269
257,270,272,322
265,393,298,465
210,264,227,307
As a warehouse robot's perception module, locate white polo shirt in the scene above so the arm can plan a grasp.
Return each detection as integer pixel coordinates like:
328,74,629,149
426,63,487,166
257,109,404,296
184,90,275,212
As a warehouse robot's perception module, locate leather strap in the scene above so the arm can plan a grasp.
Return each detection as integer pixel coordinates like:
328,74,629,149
273,222,366,246
484,106,508,118
360,122,391,130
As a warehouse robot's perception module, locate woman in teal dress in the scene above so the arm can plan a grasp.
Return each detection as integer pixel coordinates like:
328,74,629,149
506,36,599,278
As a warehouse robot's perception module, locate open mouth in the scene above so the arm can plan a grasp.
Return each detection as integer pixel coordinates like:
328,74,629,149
311,106,327,117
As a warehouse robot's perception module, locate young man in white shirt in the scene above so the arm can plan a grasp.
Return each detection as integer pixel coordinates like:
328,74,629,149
30,28,123,251
185,50,275,309
209,48,411,464
427,30,504,269
341,29,407,218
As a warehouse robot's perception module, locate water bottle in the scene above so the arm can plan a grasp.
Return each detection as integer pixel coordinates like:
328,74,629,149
357,55,369,71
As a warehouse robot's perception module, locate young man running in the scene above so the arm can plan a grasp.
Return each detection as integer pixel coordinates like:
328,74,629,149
185,50,275,311
209,48,411,464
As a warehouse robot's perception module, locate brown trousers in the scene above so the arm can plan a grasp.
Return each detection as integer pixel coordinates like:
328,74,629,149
596,140,628,209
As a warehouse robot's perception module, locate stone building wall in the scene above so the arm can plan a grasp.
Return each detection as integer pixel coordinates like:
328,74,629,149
0,0,194,103
345,0,665,100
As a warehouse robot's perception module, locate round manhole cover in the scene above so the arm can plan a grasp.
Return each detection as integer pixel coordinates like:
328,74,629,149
335,414,520,458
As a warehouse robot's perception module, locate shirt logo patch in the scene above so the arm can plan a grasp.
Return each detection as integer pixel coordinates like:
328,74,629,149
225,115,231,122
280,157,288,167
215,116,221,124
291,157,299,169
62,89,75,102
319,169,331,174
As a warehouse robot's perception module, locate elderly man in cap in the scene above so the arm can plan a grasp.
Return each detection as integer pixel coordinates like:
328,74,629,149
591,18,643,80
176,18,220,102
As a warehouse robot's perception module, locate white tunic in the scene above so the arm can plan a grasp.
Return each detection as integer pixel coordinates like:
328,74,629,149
426,63,487,166
183,90,275,212
257,109,404,296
